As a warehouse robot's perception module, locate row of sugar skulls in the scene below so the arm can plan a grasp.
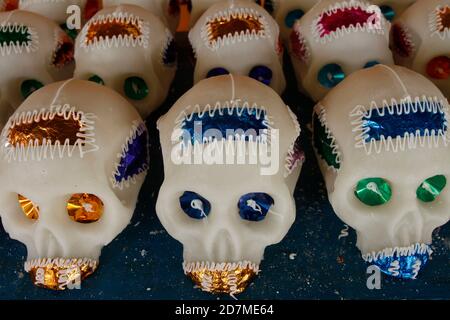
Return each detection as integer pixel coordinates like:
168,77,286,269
0,4,177,126
0,74,302,293
0,66,449,294
288,0,449,101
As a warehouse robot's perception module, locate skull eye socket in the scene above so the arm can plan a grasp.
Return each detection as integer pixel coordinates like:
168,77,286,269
249,65,273,86
416,175,447,203
206,67,230,78
238,193,274,222
318,64,345,89
88,75,105,85
124,76,149,100
364,61,380,69
426,56,450,80
285,9,305,28
17,194,39,220
67,193,104,223
354,178,392,206
379,5,395,21
20,79,44,99
179,191,211,220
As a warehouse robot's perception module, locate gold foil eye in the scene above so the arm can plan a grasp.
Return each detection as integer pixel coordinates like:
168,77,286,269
67,193,103,223
85,17,142,45
18,194,39,220
8,114,83,147
207,14,264,45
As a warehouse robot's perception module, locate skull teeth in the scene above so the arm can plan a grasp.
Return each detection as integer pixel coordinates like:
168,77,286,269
0,23,38,56
362,243,433,263
24,257,98,271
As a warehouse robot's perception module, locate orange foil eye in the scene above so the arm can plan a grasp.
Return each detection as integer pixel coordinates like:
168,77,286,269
67,193,103,223
18,194,39,220
426,56,450,80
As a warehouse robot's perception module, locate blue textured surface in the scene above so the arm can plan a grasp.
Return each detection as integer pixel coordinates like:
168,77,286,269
0,34,449,300
363,104,447,142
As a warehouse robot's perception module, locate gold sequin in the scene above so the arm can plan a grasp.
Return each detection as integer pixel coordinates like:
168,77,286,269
67,193,103,223
85,18,142,45
27,259,97,290
438,6,450,31
207,14,264,45
18,194,39,220
186,266,257,294
8,114,83,147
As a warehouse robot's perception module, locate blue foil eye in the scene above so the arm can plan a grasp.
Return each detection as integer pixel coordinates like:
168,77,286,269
238,193,274,222
180,191,211,220
206,67,229,78
379,5,395,21
364,61,380,68
318,63,345,88
249,65,273,86
285,9,305,28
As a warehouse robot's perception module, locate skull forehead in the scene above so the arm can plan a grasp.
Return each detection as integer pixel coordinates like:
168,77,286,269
318,65,449,171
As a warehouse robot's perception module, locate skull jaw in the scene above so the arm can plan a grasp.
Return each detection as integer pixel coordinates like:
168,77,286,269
24,257,98,290
362,243,433,280
183,261,260,295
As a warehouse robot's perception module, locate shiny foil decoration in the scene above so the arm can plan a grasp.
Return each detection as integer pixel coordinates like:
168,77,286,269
238,192,274,221
416,175,447,203
317,7,377,38
437,6,450,32
18,194,39,220
179,191,211,220
313,113,340,170
354,177,392,206
8,114,83,147
52,34,74,68
84,0,101,21
426,56,450,80
391,24,413,58
185,262,258,295
85,17,142,46
290,29,308,63
67,193,104,223
1,0,18,11
25,258,97,290
207,13,265,46
0,24,31,47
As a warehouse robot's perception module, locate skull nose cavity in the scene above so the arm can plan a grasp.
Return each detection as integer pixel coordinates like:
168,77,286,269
35,227,63,258
211,230,235,262
394,211,423,246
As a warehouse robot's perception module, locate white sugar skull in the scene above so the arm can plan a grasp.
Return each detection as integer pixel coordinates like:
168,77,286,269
187,0,226,27
371,0,416,21
102,0,182,32
189,0,286,95
270,0,320,42
18,0,88,24
74,4,177,119
156,75,302,295
0,10,74,129
0,79,149,290
288,0,394,101
312,64,450,279
390,0,450,99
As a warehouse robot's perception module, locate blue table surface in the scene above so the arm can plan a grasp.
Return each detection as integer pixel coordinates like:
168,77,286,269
1,34,449,300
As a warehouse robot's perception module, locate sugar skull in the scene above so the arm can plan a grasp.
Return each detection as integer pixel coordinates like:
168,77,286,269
312,64,450,279
156,74,302,295
371,0,416,21
391,0,450,99
0,10,74,129
0,0,18,11
0,79,149,290
101,0,182,32
189,0,286,95
288,0,394,101
74,4,177,119
186,0,224,27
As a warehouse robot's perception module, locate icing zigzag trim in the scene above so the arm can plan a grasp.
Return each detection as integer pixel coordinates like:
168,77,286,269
0,23,38,56
429,5,450,39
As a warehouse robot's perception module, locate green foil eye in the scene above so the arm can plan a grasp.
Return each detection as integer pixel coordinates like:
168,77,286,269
88,75,105,85
21,79,44,99
355,178,392,206
416,175,446,203
124,76,148,100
